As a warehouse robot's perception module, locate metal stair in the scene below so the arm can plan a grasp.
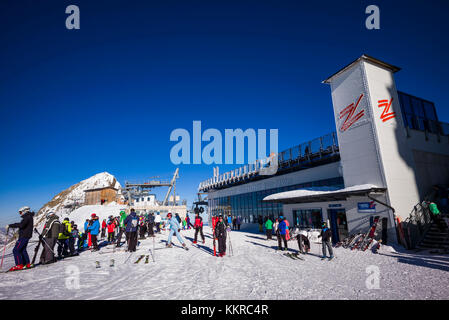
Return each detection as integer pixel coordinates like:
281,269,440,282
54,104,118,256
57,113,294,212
417,214,449,250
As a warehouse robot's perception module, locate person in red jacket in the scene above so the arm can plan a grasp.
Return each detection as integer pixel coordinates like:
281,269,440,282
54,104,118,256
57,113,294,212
107,219,116,243
101,219,107,239
193,212,205,244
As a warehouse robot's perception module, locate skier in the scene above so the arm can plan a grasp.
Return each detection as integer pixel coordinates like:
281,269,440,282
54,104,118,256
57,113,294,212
175,213,181,224
116,210,127,247
193,212,205,244
87,218,93,249
236,216,241,230
428,201,447,232
265,217,273,240
83,219,89,243
88,214,100,251
285,218,291,241
107,219,116,243
69,221,78,256
124,209,139,252
182,217,187,230
57,218,72,259
214,215,227,257
296,230,310,254
147,212,155,237
39,211,61,265
227,215,232,227
318,222,334,260
6,206,35,271
277,217,288,251
186,214,191,230
154,212,162,233
101,219,107,239
139,215,146,240
166,213,188,249
232,217,237,230
258,215,263,233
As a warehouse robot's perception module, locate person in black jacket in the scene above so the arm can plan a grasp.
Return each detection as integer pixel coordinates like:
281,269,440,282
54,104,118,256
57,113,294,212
39,211,61,264
6,206,35,271
147,213,155,237
318,222,334,259
214,215,227,257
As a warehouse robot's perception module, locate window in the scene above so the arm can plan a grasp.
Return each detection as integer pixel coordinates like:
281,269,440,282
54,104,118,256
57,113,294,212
293,209,323,229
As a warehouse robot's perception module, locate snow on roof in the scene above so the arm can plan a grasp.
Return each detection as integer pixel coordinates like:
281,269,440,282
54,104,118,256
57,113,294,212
263,184,386,203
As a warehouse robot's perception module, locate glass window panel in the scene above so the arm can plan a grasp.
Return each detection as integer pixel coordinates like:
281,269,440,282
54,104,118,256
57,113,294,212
423,101,437,121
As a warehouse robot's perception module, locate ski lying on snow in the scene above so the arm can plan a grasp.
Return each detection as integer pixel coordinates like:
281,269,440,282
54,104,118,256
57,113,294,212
134,255,145,264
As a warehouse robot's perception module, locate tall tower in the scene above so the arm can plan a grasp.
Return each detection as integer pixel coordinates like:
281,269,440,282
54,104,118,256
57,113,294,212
324,55,421,233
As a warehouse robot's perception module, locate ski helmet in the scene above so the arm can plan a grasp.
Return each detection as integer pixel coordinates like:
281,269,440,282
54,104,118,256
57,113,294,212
91,213,97,218
19,206,30,214
167,212,172,218
46,211,55,217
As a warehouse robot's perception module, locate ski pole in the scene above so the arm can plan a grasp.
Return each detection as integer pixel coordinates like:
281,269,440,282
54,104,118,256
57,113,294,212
152,232,155,262
0,229,9,270
34,228,56,255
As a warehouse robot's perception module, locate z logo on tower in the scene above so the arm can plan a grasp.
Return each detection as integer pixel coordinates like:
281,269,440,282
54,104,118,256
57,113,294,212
378,98,396,122
339,93,365,132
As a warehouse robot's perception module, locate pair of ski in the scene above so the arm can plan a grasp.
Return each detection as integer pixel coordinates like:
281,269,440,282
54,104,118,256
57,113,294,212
134,255,150,264
95,259,115,268
281,251,305,261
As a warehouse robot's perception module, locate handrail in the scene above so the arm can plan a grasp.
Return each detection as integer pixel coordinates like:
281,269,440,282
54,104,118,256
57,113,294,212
198,132,339,191
401,188,438,249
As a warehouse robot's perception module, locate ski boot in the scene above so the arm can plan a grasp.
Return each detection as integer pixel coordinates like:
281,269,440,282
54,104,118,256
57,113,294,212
166,243,173,248
202,240,205,244
182,243,189,250
24,263,34,269
8,264,24,272
193,241,197,244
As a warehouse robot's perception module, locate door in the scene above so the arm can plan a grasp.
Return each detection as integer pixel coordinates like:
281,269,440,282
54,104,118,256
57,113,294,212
328,209,349,244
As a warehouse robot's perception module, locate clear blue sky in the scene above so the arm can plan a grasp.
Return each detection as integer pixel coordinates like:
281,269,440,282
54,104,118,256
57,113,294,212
1,0,448,225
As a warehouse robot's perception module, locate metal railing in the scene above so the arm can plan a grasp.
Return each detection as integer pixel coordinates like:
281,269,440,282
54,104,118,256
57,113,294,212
402,201,433,249
198,132,339,192
405,115,449,137
401,187,439,249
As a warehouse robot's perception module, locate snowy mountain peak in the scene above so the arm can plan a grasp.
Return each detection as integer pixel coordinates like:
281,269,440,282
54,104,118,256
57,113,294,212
35,172,122,226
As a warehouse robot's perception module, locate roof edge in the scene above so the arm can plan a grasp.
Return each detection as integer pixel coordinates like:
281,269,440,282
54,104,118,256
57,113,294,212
323,54,401,84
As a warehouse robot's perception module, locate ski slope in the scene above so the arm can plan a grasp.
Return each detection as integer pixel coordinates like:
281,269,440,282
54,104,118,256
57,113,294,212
0,226,448,300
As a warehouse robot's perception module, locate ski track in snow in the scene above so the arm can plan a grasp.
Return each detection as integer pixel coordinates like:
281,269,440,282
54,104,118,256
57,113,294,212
1,227,448,300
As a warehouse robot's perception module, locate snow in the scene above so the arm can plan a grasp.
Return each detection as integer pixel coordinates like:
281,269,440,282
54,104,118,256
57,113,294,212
263,184,382,201
1,225,448,300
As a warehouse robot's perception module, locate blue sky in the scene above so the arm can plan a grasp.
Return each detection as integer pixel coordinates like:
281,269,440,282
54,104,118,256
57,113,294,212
1,0,448,225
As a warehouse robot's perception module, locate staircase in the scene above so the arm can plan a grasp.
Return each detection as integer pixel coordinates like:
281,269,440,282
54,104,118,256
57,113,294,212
417,214,449,250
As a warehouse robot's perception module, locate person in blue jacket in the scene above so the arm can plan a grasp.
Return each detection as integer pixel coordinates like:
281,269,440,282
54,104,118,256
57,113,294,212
124,209,139,252
88,214,100,251
277,217,288,251
166,213,188,250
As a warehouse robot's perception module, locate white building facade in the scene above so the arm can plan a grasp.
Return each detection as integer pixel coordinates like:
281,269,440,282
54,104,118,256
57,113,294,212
199,55,449,245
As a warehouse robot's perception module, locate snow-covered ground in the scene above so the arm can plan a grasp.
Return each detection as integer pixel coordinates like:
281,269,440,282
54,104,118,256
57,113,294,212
0,226,448,300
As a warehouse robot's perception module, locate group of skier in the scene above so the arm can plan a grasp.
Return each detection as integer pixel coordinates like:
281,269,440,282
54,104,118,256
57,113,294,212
2,206,172,271
3,204,339,272
260,215,333,259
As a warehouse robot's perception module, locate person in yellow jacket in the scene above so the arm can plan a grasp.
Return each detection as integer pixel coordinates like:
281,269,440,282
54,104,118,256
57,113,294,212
57,218,72,259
